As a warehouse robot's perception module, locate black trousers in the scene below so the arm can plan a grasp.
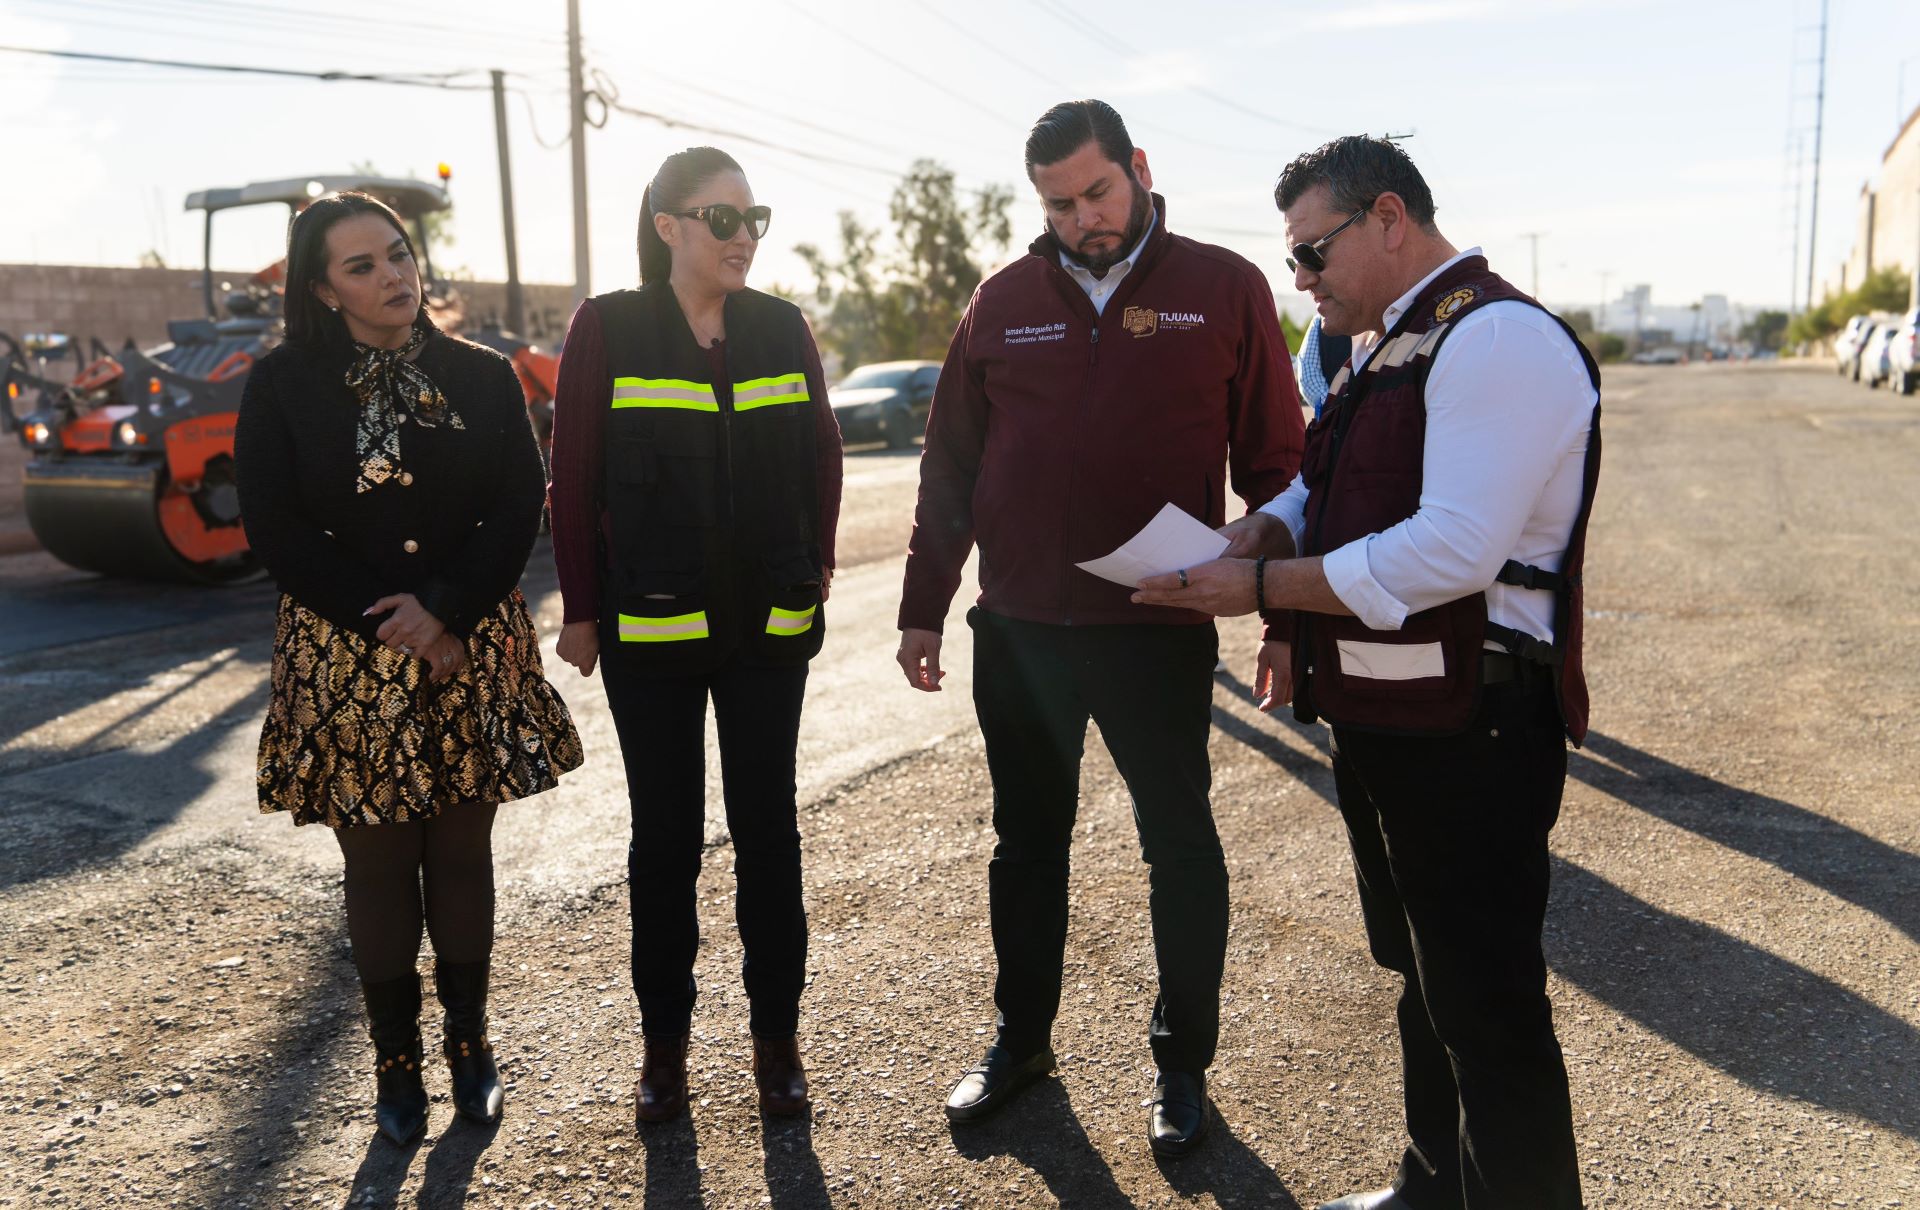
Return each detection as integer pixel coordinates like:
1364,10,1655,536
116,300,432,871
601,651,810,1040
969,608,1227,1073
1330,675,1581,1210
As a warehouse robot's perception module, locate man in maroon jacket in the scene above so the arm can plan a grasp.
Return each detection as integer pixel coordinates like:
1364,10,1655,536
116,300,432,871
895,99,1304,1157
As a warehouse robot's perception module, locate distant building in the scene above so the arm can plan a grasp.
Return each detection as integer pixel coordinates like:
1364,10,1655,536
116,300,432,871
1829,103,1920,305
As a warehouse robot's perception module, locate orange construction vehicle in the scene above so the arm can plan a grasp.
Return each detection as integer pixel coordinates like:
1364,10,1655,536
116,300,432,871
1,174,455,581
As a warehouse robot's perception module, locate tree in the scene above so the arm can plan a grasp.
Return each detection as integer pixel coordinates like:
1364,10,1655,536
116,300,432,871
797,160,1013,365
1856,264,1911,313
1786,266,1909,347
1739,310,1790,353
1279,311,1306,355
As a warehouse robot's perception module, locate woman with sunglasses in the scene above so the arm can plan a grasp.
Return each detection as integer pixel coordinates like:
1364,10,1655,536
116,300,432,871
236,191,582,1144
546,146,842,1124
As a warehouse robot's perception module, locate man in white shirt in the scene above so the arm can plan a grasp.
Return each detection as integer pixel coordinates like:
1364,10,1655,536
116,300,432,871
1134,136,1596,1210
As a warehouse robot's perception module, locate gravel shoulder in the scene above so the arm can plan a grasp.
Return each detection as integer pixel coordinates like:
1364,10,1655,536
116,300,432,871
1,363,1916,1209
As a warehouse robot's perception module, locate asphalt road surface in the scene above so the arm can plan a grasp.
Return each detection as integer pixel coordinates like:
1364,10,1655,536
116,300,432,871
0,365,1915,1209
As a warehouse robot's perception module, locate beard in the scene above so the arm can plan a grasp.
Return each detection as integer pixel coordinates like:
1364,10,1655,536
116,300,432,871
1055,179,1154,275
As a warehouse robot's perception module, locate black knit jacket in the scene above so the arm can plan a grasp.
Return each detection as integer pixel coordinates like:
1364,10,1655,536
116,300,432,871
235,331,545,642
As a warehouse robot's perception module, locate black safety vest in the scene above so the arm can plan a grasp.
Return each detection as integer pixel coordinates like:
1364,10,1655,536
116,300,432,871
593,283,825,670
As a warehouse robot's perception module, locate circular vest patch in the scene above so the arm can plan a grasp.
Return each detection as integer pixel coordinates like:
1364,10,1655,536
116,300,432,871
1434,287,1477,321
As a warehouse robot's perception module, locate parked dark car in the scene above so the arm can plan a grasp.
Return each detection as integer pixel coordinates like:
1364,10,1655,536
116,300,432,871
828,360,939,449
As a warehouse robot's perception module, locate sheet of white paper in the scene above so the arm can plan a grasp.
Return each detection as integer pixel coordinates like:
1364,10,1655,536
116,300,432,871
1074,502,1230,588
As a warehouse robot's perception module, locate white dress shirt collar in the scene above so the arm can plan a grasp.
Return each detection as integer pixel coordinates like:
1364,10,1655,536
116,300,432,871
1356,246,1483,369
1059,207,1158,316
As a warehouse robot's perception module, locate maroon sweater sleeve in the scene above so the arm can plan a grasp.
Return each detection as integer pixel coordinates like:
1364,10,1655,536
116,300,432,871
1222,266,1307,645
546,300,608,625
897,298,987,633
1226,263,1307,511
800,319,844,572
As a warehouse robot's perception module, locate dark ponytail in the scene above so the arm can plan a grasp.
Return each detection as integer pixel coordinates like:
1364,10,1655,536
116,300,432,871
637,145,745,286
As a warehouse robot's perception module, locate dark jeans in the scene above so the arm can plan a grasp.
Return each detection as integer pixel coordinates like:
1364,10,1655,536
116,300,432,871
601,652,809,1040
969,608,1227,1073
1331,675,1581,1210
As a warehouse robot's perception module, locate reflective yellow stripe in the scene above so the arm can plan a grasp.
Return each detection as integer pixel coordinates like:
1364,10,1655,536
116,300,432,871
732,372,810,412
764,604,816,636
611,377,720,412
616,611,710,642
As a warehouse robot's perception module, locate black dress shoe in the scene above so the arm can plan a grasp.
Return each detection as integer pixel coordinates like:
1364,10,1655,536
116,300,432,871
1315,1190,1416,1210
1148,1069,1211,1158
943,1044,1056,1122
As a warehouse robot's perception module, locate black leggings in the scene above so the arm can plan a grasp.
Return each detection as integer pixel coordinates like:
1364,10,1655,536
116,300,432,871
334,802,498,982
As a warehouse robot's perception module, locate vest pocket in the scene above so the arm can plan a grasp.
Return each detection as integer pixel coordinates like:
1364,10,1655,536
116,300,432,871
613,572,710,650
743,547,825,665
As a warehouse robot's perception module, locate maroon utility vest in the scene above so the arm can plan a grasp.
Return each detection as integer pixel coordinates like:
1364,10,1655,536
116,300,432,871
1291,257,1602,744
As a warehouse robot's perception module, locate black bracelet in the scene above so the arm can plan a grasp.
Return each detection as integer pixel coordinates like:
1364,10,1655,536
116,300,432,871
1254,555,1267,612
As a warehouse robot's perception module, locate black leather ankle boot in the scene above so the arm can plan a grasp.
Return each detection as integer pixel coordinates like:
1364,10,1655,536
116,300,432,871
435,959,503,1124
362,973,428,1144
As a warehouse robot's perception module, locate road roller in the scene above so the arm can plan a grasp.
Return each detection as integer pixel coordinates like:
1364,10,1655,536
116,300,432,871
0,173,452,583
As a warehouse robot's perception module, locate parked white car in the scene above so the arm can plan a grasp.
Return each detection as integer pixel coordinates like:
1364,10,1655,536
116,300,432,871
1884,308,1920,396
1834,315,1876,379
1861,324,1896,388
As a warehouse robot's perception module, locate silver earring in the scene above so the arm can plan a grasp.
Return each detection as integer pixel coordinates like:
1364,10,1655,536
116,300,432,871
329,305,339,313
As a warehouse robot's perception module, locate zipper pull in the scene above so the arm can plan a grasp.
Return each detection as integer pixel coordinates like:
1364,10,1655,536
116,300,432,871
1089,326,1101,364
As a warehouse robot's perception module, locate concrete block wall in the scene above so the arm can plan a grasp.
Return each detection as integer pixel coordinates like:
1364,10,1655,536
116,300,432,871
0,265,577,364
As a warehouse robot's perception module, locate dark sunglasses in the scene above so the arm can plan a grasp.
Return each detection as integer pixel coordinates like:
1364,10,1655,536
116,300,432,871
668,203,772,241
1285,206,1368,274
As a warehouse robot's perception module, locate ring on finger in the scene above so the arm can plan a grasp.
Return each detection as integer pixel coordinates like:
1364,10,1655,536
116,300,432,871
1177,569,1190,589
399,643,413,656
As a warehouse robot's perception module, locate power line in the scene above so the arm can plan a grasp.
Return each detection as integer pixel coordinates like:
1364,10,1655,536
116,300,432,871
0,43,497,89
1027,0,1334,137
18,0,565,58
909,0,1280,160
597,95,912,182
781,2,1027,130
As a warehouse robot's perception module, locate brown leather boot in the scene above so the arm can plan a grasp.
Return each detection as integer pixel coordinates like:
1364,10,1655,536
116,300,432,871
635,1034,689,1124
752,1035,810,1117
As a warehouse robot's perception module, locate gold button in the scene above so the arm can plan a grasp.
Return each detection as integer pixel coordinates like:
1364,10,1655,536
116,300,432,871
399,471,414,486
402,539,419,554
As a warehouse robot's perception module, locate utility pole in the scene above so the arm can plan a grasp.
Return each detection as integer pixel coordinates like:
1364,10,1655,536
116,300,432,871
1804,0,1828,313
1519,232,1545,299
567,0,590,306
491,69,525,335
1789,132,1804,315
1598,270,1612,335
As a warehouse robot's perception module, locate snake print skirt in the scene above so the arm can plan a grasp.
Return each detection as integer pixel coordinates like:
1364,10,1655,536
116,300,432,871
256,588,583,827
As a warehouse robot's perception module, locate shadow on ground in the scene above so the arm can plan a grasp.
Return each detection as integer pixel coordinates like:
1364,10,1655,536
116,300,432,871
1573,730,1920,946
1547,855,1918,1141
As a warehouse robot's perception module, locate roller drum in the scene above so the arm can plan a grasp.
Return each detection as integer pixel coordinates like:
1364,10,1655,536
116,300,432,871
22,457,257,584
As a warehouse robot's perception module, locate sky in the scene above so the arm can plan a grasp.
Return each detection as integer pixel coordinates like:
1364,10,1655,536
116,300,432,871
4,0,1919,325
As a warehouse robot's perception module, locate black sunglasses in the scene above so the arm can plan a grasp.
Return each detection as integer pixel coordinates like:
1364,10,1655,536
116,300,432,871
668,203,772,241
1285,206,1368,274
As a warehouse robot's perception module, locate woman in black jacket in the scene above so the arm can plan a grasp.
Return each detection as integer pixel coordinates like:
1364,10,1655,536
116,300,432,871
547,147,842,1124
235,192,582,1144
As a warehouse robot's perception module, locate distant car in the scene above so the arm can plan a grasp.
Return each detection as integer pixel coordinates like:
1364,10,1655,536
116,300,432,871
829,360,940,449
1861,324,1895,388
1630,347,1682,365
1884,308,1920,396
1834,315,1876,378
